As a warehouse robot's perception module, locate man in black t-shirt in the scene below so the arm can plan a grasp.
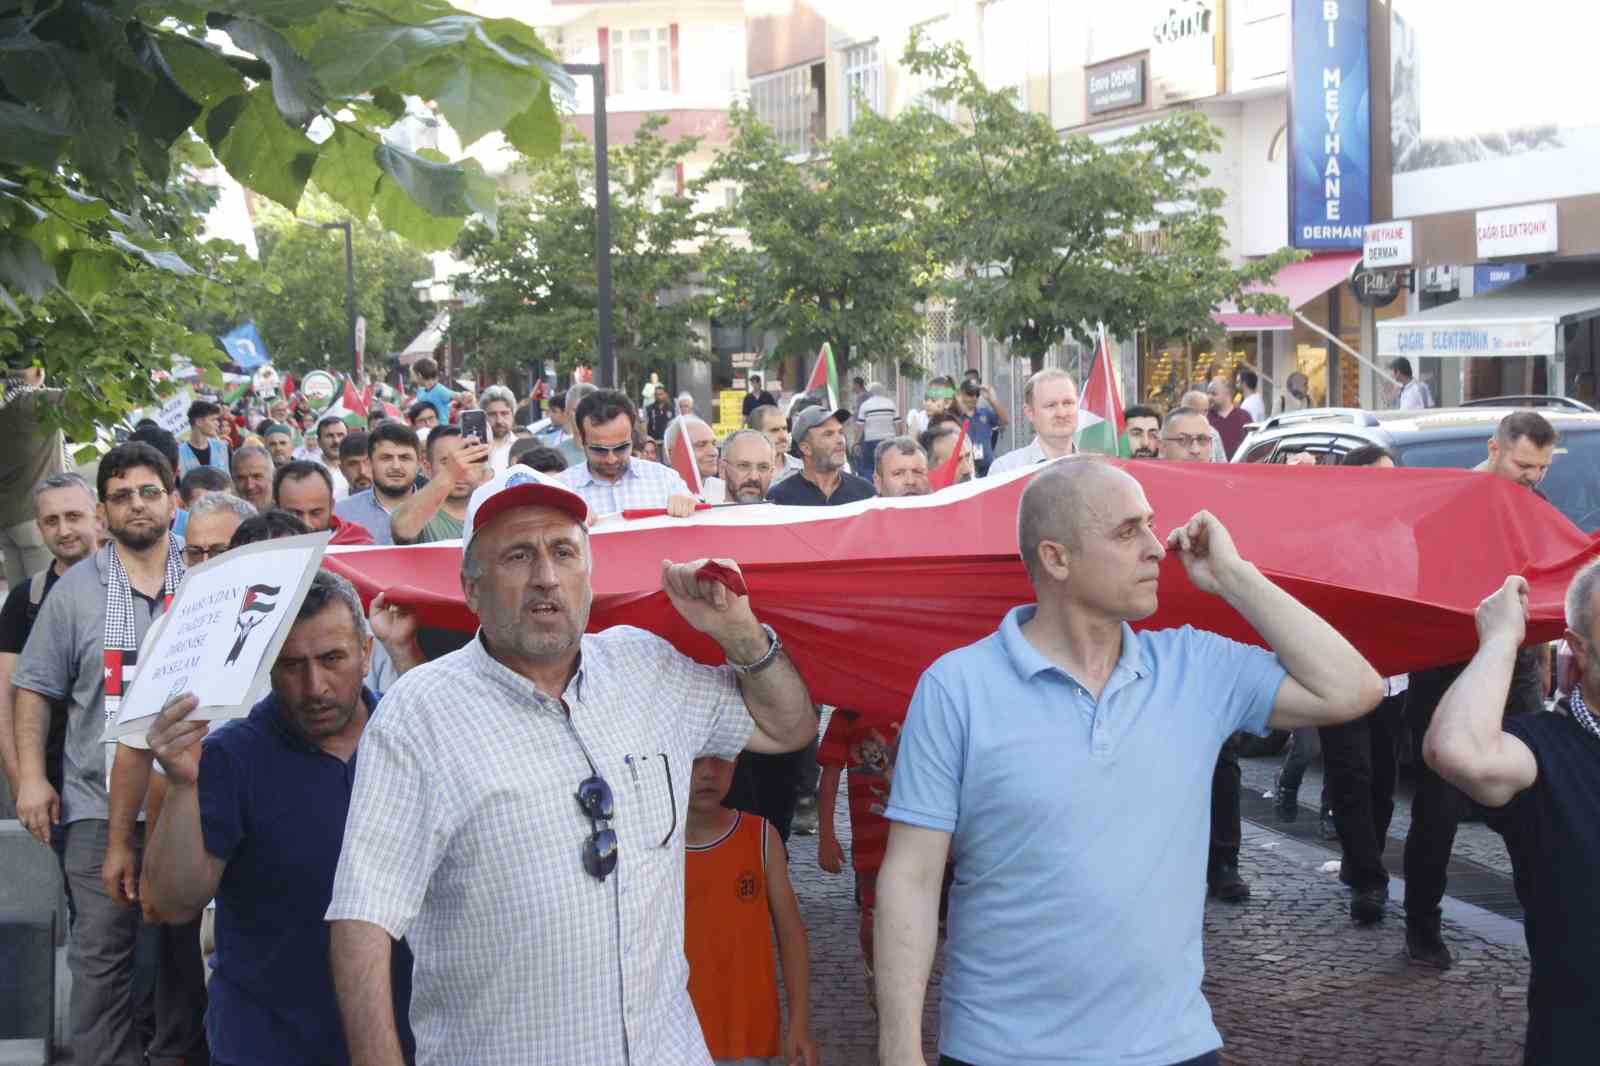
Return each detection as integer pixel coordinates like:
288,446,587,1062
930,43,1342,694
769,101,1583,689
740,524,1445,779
1425,567,1600,1066
643,384,675,444
741,373,777,419
765,405,876,506
0,472,98,901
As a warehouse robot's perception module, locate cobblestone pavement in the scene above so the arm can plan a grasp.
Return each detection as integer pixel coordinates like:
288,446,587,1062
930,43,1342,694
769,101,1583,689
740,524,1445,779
790,769,1529,1066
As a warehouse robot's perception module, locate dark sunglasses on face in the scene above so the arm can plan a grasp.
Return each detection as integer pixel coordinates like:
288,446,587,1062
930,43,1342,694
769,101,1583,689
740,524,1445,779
575,775,619,882
586,440,633,458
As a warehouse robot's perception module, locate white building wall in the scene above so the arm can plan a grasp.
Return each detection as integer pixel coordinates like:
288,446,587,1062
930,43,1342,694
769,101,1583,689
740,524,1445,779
1238,94,1289,257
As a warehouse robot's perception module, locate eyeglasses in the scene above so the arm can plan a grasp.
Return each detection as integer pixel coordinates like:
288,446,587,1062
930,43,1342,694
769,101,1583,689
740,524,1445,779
585,440,633,458
182,545,228,564
1163,434,1211,449
105,485,166,506
575,775,619,882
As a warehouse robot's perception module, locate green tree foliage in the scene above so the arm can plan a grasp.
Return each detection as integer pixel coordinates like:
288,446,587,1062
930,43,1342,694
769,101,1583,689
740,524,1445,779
903,37,1296,369
453,116,709,378
251,192,433,377
702,104,936,374
0,0,565,434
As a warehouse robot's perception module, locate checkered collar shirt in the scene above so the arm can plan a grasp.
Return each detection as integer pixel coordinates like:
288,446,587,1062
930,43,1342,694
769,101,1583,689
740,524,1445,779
327,626,755,1066
558,455,690,515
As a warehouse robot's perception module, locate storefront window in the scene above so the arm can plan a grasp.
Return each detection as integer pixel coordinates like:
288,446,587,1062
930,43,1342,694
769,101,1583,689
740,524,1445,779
1139,334,1258,412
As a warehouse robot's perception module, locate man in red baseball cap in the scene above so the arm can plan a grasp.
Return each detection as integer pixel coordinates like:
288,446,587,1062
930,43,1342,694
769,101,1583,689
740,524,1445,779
326,464,819,1066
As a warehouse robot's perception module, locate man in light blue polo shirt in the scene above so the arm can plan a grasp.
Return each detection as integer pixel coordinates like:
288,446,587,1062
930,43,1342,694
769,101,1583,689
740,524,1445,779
876,459,1384,1066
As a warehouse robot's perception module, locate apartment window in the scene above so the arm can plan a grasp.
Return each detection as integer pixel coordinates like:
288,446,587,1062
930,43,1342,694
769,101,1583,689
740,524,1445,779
842,41,883,134
750,63,824,156
909,16,957,121
610,27,670,94
981,0,1027,99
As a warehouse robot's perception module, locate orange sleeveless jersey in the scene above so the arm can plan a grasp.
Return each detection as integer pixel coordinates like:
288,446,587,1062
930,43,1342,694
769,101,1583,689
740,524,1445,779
684,812,781,1060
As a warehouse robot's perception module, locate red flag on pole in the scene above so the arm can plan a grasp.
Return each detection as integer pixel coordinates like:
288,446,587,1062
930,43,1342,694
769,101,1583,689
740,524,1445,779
668,418,703,495
928,419,969,491
804,342,840,411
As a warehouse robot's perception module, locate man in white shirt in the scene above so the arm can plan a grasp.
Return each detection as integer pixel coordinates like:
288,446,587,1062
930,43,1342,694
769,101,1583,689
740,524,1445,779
664,415,726,503
988,369,1078,476
1390,358,1433,410
558,389,697,516
1238,369,1266,423
480,385,519,473
854,383,900,478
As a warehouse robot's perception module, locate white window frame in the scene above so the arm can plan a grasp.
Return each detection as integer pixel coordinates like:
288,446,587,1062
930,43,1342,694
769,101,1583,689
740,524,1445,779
841,40,883,135
610,26,671,95
909,16,957,121
749,64,817,157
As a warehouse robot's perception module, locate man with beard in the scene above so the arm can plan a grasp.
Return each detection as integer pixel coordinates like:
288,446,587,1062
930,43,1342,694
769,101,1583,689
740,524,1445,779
768,407,875,506
750,403,803,484
874,438,931,498
720,431,778,504
13,444,207,1066
299,416,350,499
230,446,274,514
558,388,695,516
922,424,977,486
1124,406,1163,460
390,427,492,544
260,423,297,469
988,370,1078,475
272,462,375,546
326,466,817,1066
142,571,415,1066
336,422,422,546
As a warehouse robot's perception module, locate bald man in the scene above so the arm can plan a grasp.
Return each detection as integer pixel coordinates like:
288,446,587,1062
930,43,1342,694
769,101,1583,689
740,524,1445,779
876,458,1381,1066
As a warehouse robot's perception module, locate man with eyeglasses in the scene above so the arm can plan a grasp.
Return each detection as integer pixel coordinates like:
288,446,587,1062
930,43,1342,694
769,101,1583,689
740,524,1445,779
557,387,697,517
13,443,208,1066
326,465,817,1066
719,430,778,505
1156,408,1252,904
389,427,492,544
140,570,416,1066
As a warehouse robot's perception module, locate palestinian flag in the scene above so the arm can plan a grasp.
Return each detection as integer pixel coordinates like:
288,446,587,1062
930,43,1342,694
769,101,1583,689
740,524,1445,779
322,377,369,427
221,379,250,405
1074,326,1130,457
804,342,840,412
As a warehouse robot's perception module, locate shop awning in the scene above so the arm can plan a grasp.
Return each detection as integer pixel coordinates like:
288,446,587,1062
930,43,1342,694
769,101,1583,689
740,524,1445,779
399,309,450,366
1213,252,1362,332
1377,264,1600,359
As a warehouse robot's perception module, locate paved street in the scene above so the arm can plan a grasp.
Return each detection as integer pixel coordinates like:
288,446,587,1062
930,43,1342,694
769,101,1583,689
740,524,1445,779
791,753,1530,1066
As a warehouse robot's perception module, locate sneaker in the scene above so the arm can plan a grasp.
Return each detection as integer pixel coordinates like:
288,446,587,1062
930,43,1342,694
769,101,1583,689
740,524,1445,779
1350,888,1386,926
1273,771,1299,822
1208,863,1251,903
791,793,819,836
1321,806,1339,840
1406,922,1454,970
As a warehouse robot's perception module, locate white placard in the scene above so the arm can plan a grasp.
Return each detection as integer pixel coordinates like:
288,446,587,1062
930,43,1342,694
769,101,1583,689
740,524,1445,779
1476,203,1558,259
1363,221,1414,268
105,532,331,740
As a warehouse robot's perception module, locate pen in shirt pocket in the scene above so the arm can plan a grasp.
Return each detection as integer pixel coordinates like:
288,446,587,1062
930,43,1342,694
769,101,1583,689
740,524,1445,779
624,754,641,790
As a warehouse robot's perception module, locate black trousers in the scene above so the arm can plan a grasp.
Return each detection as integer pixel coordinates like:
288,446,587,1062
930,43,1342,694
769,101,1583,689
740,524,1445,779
1208,734,1242,873
724,734,820,841
1402,666,1469,925
1320,692,1406,893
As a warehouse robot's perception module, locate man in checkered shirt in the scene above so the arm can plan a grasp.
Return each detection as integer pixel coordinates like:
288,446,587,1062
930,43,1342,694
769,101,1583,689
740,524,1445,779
326,464,818,1066
557,387,700,518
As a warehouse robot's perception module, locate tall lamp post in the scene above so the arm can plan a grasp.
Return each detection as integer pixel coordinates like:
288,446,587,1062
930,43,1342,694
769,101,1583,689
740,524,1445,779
561,62,615,388
297,218,357,379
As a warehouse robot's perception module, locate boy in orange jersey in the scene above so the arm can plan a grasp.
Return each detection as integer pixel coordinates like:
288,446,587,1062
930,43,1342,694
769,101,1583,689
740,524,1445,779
685,756,817,1066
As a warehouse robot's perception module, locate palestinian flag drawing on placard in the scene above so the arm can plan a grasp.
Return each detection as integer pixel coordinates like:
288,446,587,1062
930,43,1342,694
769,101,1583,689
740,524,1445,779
226,584,282,667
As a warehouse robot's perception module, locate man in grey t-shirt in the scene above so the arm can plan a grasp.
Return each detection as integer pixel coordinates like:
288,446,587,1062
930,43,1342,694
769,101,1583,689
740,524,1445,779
14,443,206,1066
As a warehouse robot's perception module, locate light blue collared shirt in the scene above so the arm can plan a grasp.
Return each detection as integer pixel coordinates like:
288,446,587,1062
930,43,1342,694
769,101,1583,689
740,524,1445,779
887,605,1287,1066
557,456,689,515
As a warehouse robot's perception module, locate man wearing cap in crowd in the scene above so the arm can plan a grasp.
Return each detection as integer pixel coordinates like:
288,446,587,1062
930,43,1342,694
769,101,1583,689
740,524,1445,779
326,465,818,1065
766,405,876,506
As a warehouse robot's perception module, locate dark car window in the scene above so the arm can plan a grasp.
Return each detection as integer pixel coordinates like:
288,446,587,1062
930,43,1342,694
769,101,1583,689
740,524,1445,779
1397,430,1600,532
1243,440,1277,463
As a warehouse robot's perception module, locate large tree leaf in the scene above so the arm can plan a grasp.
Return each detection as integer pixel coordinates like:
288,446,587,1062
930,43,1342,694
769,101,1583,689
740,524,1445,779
158,35,246,108
109,231,198,276
121,28,204,154
218,17,323,127
407,53,528,148
311,125,383,221
0,33,123,182
503,84,560,159
211,86,319,209
0,236,57,302
374,143,496,229
372,175,465,251
0,102,69,167
63,250,123,301
307,17,477,97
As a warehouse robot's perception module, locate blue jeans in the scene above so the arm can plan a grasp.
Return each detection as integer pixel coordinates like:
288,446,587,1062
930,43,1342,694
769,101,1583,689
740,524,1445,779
942,1053,1219,1066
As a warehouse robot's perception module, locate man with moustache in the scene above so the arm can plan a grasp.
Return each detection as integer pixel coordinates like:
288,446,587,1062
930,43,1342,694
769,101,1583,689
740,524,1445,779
720,430,779,505
13,443,207,1066
558,388,696,516
337,432,374,498
260,423,297,469
987,370,1078,475
326,466,817,1065
229,446,274,514
390,427,492,544
922,424,977,486
141,571,415,1066
767,407,875,508
749,404,803,484
874,438,931,498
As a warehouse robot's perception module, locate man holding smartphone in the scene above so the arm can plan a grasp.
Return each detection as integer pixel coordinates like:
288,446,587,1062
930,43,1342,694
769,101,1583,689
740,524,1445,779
388,427,492,544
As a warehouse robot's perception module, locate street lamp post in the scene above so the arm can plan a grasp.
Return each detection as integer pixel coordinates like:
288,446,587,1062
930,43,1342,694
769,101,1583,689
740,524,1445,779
297,218,358,379
561,62,615,389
